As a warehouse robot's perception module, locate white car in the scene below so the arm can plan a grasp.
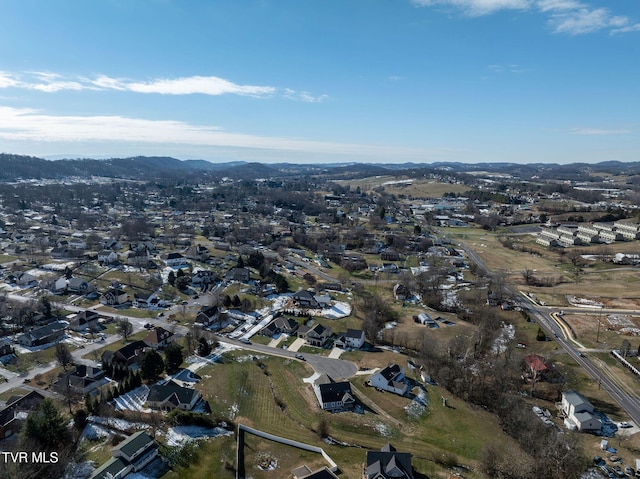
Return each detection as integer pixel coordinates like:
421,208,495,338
618,421,633,428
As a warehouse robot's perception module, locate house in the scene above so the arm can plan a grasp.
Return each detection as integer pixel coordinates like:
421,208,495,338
194,305,221,328
164,252,187,267
91,431,158,479
0,342,17,364
50,246,74,259
100,239,122,250
14,272,37,286
334,329,365,349
393,283,411,301
191,269,216,285
186,244,210,262
98,249,119,265
365,444,414,479
132,292,160,309
260,316,299,337
314,294,331,308
0,391,45,440
68,277,95,294
53,364,106,395
146,380,202,411
89,457,131,479
112,431,158,472
368,364,408,396
68,310,101,332
101,340,147,366
524,354,563,383
313,375,355,413
126,249,150,267
561,390,602,432
100,288,129,306
225,267,250,283
380,251,401,261
143,326,174,350
298,323,332,347
293,290,318,308
17,320,67,347
292,466,339,479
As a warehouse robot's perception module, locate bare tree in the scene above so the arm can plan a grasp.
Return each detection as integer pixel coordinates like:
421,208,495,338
55,342,73,370
117,318,133,341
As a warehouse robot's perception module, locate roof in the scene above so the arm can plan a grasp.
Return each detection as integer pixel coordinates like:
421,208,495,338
379,364,403,381
345,328,364,339
102,340,146,362
20,320,66,341
563,389,593,409
112,430,155,459
366,447,414,479
89,457,130,479
147,380,198,405
525,354,552,372
144,326,173,345
298,467,340,479
318,381,354,405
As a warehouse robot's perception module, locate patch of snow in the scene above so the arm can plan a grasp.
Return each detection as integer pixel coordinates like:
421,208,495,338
373,422,392,437
165,425,232,446
88,415,149,433
111,385,152,412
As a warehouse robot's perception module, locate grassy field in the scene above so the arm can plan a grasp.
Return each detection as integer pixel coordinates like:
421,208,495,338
450,227,640,308
0,254,18,264
165,349,523,479
334,176,469,198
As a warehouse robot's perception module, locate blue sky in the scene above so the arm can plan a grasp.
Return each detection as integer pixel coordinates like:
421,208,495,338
0,0,638,164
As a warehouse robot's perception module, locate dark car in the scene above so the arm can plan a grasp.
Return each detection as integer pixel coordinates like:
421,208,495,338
593,456,605,467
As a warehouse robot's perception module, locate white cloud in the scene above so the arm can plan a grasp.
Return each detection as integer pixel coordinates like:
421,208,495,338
412,0,640,35
0,72,326,102
0,105,451,159
412,0,532,16
548,7,629,35
569,127,631,135
119,76,276,97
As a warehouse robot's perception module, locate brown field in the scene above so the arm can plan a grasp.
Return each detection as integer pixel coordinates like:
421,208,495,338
335,176,469,198
451,228,640,309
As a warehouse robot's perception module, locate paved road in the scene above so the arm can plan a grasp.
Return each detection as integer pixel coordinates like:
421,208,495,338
218,337,357,380
458,243,640,425
1,290,358,400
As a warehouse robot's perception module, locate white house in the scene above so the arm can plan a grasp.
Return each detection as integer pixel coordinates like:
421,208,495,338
334,329,365,349
369,364,408,396
561,390,602,432
164,252,187,267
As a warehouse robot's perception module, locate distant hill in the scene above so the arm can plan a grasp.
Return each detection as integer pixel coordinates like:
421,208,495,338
0,154,244,180
1,153,640,182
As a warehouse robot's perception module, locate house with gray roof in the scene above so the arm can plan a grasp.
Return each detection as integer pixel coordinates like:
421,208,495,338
17,320,66,347
146,380,201,411
90,431,158,479
368,364,408,396
365,443,414,479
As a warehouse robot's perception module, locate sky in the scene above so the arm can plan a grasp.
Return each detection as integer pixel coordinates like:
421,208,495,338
0,0,638,165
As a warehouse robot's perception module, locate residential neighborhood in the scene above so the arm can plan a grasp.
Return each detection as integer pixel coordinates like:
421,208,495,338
0,158,639,479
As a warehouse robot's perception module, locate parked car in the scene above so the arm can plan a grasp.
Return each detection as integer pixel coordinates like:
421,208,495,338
593,456,605,467
240,338,251,345
618,421,633,428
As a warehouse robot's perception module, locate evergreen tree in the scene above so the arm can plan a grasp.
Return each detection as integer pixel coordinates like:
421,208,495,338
20,398,70,451
197,337,212,357
140,349,165,381
167,270,176,286
164,343,184,374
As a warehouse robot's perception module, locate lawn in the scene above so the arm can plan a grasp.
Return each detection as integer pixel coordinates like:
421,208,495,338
175,349,522,479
